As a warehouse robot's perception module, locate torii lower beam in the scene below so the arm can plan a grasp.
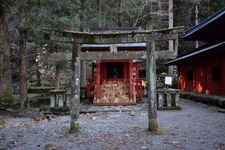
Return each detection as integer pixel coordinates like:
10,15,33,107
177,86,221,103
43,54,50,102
49,50,177,61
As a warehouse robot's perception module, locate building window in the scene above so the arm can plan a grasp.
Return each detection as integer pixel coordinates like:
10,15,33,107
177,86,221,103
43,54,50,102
187,70,193,81
211,67,221,81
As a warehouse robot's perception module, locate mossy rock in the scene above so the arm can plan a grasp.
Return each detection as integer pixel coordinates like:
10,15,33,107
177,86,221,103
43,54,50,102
0,90,15,106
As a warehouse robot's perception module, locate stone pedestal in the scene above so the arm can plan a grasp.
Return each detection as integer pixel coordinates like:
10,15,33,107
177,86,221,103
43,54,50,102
157,88,180,109
49,90,65,108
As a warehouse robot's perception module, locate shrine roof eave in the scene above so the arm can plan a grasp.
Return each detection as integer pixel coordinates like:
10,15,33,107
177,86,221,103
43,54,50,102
166,41,225,65
181,7,225,41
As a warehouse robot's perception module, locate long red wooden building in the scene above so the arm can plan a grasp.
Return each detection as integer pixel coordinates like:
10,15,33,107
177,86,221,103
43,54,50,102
167,8,225,95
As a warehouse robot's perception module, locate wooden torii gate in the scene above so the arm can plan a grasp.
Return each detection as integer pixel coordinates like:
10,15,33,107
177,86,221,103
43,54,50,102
45,26,183,133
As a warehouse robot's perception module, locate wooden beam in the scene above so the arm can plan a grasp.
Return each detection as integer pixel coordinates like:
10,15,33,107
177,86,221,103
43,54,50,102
146,41,158,132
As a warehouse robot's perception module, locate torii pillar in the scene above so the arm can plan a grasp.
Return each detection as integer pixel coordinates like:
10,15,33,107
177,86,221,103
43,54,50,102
70,44,81,133
146,41,158,132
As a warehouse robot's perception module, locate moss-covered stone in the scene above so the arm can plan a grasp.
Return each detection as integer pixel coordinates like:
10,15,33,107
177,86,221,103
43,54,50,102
0,90,15,106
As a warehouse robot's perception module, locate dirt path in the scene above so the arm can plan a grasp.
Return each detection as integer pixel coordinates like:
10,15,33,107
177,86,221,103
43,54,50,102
0,99,225,150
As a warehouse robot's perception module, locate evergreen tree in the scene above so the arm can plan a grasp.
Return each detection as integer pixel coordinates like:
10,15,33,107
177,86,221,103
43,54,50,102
0,0,15,106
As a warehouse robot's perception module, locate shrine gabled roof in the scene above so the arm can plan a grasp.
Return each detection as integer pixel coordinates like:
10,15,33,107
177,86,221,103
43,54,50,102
166,41,225,65
182,7,225,42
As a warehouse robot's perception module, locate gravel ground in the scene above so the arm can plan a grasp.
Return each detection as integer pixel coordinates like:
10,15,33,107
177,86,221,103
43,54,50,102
0,99,225,150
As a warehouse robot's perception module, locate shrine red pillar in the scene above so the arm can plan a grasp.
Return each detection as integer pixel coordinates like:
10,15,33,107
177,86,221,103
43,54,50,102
96,61,101,102
129,60,134,102
135,64,139,78
124,63,128,81
103,63,107,81
135,63,143,99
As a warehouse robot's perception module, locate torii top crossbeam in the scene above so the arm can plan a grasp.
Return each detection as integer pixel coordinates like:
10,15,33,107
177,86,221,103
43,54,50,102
44,26,184,44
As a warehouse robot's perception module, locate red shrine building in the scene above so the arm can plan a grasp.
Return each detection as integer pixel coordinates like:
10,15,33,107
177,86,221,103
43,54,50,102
82,43,145,105
167,8,225,95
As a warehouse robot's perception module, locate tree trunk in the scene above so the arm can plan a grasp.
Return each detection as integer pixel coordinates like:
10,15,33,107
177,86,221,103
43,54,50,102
168,0,174,51
79,0,86,31
70,44,81,134
146,42,158,132
51,45,61,89
0,9,13,104
19,30,28,109
195,4,199,48
96,0,102,27
55,64,60,89
117,0,122,27
168,0,174,75
35,48,42,86
36,63,42,86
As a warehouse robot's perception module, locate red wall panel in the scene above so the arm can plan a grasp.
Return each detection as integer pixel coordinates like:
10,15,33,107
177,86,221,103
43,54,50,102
178,54,225,95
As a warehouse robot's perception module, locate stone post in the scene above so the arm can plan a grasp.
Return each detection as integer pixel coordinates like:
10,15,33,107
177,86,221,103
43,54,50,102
166,93,172,107
146,42,158,132
50,95,55,108
157,93,164,108
70,44,81,133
